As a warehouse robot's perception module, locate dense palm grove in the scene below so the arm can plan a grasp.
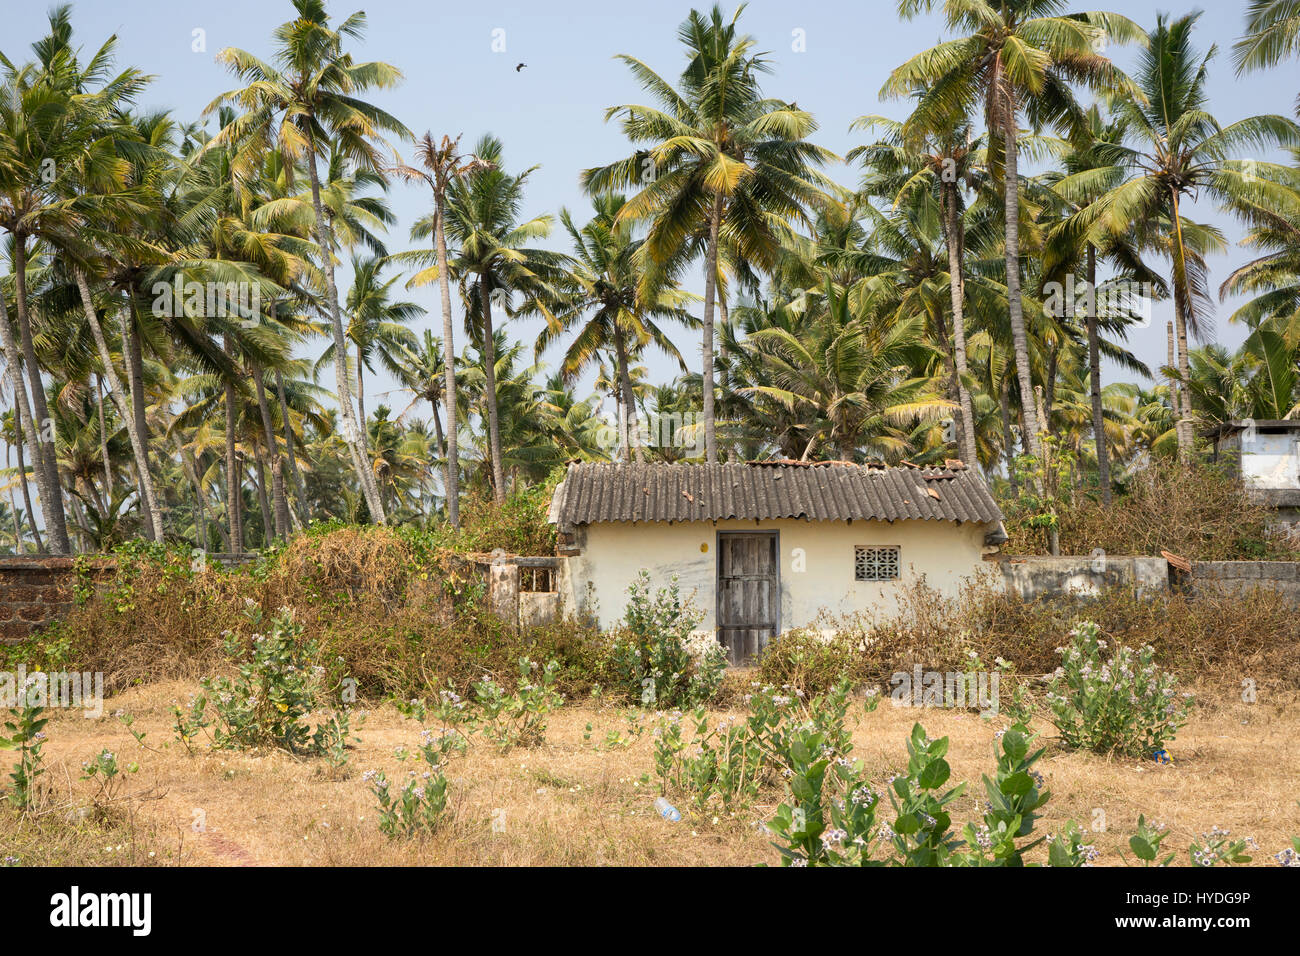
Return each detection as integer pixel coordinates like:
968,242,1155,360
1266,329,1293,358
1,0,1299,554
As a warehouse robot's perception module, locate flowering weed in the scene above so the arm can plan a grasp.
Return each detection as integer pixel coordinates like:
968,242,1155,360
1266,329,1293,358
1044,621,1193,757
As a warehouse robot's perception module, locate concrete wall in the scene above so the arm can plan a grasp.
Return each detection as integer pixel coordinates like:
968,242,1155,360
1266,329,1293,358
1191,561,1300,601
997,555,1170,601
560,518,992,631
485,556,563,630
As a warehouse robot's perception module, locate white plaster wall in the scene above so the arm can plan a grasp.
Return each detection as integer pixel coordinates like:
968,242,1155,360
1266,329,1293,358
1241,433,1300,489
559,518,990,631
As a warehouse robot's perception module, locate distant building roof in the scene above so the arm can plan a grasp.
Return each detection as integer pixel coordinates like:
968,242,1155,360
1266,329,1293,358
1203,419,1300,441
549,460,1004,528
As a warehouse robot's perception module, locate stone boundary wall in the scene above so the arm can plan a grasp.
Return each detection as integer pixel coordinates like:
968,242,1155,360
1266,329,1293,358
1191,561,1300,601
0,553,257,643
0,557,113,643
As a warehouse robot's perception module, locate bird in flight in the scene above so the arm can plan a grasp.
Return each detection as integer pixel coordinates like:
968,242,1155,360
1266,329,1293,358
515,62,527,72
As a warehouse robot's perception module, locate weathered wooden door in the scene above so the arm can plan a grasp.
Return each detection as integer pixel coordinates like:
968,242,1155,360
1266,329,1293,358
716,531,779,665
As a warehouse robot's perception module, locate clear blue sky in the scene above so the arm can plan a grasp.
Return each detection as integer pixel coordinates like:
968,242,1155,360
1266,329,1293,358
4,0,1295,417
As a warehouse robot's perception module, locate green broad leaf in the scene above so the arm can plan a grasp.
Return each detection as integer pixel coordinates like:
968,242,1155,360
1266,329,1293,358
918,758,950,790
894,813,921,835
1048,839,1074,867
1002,730,1028,762
791,775,815,802
1001,771,1034,797
1129,835,1155,861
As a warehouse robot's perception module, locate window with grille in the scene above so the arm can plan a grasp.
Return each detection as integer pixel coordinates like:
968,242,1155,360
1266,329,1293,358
855,546,900,582
519,566,556,593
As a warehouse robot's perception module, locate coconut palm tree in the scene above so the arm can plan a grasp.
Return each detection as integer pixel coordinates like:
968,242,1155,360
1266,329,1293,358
886,0,1144,463
849,116,986,468
405,135,567,503
392,329,454,461
1040,106,1166,501
536,193,697,461
0,5,150,551
205,0,410,524
389,134,493,527
1091,12,1300,456
1218,149,1300,330
322,253,419,447
583,4,835,462
1235,1,1300,85
741,279,953,461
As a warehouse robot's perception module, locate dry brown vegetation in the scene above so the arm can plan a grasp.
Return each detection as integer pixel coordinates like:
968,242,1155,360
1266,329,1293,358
758,575,1300,697
3,680,1296,867
1002,462,1300,560
23,529,604,702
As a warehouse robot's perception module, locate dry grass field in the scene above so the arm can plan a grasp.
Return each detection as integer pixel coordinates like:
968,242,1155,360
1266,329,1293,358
3,677,1297,867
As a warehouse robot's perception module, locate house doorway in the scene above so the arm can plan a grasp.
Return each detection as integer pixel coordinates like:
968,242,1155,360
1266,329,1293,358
716,531,779,665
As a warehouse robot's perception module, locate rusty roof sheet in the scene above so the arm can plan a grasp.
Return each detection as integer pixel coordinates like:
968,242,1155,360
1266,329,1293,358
551,461,1003,527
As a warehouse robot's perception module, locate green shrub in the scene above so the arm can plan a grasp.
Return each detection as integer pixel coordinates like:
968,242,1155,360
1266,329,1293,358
607,570,725,709
767,718,1078,868
470,658,564,751
365,726,466,840
0,683,48,811
755,627,857,696
422,474,561,555
173,605,361,760
1043,621,1193,757
653,680,865,817
398,656,566,753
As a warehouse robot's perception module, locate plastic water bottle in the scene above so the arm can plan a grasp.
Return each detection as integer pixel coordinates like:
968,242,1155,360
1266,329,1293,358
653,797,681,822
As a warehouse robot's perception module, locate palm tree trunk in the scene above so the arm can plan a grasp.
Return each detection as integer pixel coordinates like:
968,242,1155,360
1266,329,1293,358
302,122,386,523
355,351,369,455
701,195,723,463
1170,189,1194,461
717,287,732,460
251,359,289,540
252,444,272,548
1000,375,1019,497
10,241,70,553
613,332,634,461
123,315,153,501
1085,244,1111,503
178,438,209,551
434,195,461,528
67,492,89,551
1,287,45,553
430,400,446,460
1000,96,1042,462
6,443,23,553
223,336,244,553
942,183,979,467
479,280,507,503
120,308,160,541
73,270,165,542
1044,345,1059,433
96,374,113,498
274,369,310,524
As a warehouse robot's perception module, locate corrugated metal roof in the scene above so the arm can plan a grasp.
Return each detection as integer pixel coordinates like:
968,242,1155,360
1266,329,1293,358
550,461,1003,527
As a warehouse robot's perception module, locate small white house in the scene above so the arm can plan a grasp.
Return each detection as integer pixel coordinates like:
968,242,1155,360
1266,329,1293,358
548,460,1006,663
